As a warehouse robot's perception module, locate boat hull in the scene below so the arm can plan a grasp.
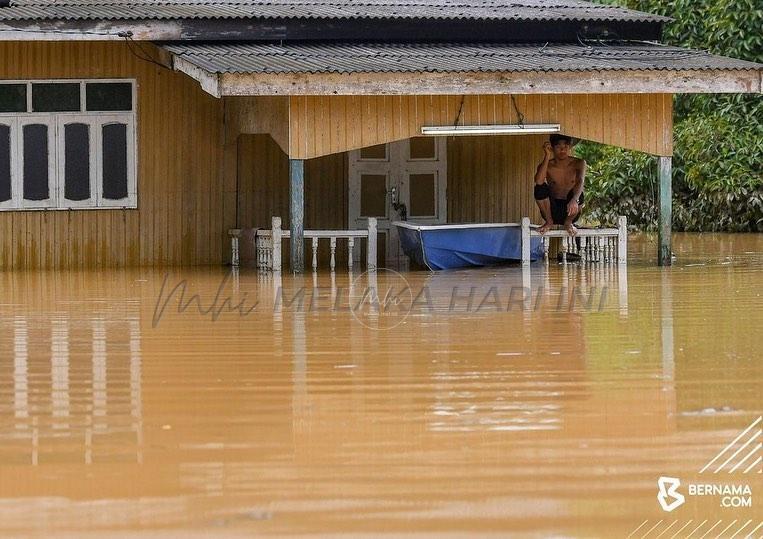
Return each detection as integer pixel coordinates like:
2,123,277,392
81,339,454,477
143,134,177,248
395,222,545,270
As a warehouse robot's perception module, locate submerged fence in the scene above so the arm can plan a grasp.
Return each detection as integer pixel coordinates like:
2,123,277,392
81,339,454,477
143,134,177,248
521,216,627,265
230,217,377,272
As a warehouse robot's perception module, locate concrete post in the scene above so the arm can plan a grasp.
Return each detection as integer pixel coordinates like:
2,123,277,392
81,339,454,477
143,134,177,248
289,159,305,273
658,156,672,266
617,216,627,264
520,217,531,265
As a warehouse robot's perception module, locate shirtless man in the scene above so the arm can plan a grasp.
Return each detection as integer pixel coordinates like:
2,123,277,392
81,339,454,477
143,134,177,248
533,134,586,235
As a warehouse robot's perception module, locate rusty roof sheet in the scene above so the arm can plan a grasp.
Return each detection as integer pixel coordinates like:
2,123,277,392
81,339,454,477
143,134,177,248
0,0,670,22
163,42,762,74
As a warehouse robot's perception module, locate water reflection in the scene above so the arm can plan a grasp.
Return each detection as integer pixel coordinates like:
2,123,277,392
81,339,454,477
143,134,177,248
2,293,143,468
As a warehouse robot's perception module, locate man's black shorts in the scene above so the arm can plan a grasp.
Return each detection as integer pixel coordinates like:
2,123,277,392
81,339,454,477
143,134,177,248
534,184,584,225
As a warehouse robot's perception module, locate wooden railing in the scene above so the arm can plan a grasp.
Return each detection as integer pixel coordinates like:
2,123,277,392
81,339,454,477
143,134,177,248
230,217,377,272
521,216,627,264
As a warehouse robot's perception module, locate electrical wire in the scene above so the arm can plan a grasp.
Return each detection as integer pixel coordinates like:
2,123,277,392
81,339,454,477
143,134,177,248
453,95,465,127
121,33,170,70
510,95,524,126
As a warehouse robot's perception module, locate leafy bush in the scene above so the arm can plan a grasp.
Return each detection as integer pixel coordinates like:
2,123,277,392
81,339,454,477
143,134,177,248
582,0,762,232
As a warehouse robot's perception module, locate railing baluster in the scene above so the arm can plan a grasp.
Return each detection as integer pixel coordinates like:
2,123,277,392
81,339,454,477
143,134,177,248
271,216,282,272
348,237,354,270
367,218,377,271
593,236,599,262
229,229,241,268
330,237,337,272
312,237,319,272
560,237,567,265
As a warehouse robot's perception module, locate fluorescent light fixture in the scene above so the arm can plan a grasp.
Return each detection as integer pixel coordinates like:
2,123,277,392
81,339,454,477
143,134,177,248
421,124,561,136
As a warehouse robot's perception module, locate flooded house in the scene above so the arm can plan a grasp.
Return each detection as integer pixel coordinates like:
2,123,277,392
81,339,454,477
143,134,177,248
0,1,760,271
0,2,762,536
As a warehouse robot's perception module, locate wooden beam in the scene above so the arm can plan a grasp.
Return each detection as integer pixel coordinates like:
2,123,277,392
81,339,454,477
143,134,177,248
658,156,672,266
0,18,663,43
0,20,184,40
289,159,305,273
220,69,761,96
172,56,220,98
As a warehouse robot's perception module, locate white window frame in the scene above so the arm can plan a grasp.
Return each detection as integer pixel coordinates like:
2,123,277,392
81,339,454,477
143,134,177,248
0,116,18,210
0,78,137,211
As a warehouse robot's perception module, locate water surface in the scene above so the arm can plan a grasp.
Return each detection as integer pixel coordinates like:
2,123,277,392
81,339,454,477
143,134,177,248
0,233,761,537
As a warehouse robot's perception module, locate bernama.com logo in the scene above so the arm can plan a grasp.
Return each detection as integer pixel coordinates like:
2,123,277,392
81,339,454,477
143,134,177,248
655,416,760,512
656,477,754,512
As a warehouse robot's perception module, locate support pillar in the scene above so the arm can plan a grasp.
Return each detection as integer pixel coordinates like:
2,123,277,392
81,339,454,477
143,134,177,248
289,159,305,273
658,156,672,266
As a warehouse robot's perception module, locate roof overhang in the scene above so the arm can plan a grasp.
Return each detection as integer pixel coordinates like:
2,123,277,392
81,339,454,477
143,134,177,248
166,43,763,97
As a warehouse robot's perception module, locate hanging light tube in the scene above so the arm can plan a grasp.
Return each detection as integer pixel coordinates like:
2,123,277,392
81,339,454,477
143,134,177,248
421,124,560,136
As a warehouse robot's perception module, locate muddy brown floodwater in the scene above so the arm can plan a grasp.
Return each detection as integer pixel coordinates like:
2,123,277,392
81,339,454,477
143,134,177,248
0,233,761,538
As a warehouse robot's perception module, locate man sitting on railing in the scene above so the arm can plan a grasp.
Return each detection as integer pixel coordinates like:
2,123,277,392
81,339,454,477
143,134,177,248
533,134,586,236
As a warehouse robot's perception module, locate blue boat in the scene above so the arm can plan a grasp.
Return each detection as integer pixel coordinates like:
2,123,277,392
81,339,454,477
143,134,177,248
393,221,545,270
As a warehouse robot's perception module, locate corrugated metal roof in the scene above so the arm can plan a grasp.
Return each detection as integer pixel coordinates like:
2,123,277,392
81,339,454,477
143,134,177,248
164,42,763,74
0,0,670,22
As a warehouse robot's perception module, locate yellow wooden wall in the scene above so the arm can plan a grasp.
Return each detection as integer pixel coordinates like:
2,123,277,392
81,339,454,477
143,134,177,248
448,135,547,224
237,135,347,230
0,42,224,269
287,94,673,160
237,134,349,267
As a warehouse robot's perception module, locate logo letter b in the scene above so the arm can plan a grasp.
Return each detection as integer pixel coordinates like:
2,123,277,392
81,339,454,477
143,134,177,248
657,476,685,512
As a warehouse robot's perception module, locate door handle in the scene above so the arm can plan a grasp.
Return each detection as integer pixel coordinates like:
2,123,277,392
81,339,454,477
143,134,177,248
389,185,398,205
389,185,407,220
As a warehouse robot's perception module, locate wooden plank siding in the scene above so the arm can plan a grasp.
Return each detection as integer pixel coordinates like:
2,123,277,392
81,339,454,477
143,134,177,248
286,93,673,160
0,41,224,270
236,134,349,268
447,135,548,225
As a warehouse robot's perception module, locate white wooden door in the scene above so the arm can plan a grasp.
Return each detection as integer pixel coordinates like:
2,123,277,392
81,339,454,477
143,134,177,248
349,137,447,269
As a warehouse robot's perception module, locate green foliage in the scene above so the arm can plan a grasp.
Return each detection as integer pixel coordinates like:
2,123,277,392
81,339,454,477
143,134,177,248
578,110,763,231
583,0,763,231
